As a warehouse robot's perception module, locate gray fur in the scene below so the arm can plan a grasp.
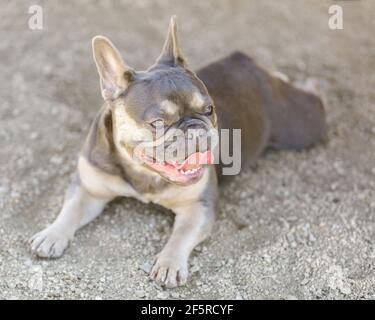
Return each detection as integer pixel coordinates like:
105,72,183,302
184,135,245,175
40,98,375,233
30,16,326,288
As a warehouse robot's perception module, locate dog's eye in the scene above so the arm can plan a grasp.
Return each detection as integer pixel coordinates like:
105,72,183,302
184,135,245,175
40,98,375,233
203,105,214,116
150,119,165,129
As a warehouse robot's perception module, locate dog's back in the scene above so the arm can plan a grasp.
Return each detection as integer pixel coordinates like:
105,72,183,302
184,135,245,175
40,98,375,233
197,51,327,174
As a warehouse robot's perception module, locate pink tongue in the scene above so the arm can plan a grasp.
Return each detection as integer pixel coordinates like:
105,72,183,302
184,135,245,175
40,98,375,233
172,151,214,170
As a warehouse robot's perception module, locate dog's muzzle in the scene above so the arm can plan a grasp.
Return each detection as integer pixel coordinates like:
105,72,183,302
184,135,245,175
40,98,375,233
133,117,216,184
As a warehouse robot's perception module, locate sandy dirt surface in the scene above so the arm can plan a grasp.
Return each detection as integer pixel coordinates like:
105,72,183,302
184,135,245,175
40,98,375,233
1,0,375,299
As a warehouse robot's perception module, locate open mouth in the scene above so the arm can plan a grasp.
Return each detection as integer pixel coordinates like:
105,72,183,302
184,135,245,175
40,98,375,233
140,150,214,182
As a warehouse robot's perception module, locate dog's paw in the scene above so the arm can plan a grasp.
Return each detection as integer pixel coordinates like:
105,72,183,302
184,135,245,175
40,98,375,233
150,253,188,288
29,226,72,258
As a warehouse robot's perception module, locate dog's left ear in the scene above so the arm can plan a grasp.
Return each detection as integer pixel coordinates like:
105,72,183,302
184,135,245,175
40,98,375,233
92,36,134,101
156,16,186,67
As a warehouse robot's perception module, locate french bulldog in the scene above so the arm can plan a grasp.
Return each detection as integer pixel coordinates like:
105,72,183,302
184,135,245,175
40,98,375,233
29,16,326,288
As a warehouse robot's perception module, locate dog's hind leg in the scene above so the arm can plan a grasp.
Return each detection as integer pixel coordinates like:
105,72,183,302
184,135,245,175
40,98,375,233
29,177,112,258
265,75,327,150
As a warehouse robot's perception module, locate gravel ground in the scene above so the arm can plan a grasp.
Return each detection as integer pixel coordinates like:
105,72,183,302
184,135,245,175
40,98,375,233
1,0,375,300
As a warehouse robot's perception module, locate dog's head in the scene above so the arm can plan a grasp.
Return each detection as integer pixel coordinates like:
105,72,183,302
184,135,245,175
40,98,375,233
92,16,218,185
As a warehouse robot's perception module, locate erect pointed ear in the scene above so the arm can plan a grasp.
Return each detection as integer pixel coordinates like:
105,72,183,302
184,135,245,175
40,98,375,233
92,36,134,101
156,16,186,67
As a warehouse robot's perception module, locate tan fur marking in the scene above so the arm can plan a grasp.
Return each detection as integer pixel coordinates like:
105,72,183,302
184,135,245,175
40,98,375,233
190,91,205,109
272,71,290,83
111,103,161,177
112,103,145,142
160,100,179,115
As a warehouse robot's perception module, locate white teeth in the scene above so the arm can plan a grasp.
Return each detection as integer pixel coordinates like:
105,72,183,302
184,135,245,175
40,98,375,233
179,167,201,175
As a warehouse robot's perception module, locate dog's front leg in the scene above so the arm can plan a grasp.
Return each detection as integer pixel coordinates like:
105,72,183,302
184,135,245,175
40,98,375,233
29,176,112,258
150,201,215,288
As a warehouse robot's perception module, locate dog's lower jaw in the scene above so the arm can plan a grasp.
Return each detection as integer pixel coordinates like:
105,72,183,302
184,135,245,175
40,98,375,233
138,150,214,186
160,167,205,186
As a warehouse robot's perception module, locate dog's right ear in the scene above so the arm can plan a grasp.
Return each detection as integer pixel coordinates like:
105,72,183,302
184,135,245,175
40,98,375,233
92,36,134,101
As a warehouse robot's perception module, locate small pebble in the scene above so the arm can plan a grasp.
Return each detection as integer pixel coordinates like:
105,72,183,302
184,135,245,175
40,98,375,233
171,292,180,299
135,290,146,298
30,132,40,140
139,261,153,274
49,155,63,165
157,291,169,299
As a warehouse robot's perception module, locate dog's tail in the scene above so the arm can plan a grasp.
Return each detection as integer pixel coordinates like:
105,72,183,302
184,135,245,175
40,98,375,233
265,73,327,150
